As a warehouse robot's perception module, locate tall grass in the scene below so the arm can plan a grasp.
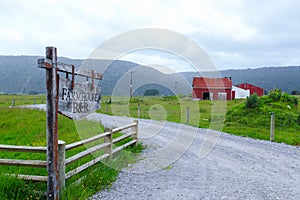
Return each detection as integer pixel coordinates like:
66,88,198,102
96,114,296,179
0,95,143,199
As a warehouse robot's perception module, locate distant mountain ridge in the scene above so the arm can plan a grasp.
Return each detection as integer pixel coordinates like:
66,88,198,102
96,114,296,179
0,55,299,95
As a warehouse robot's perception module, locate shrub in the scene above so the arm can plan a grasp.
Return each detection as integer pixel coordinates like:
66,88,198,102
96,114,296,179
268,89,282,101
280,93,298,108
297,114,300,126
246,93,259,108
129,98,143,103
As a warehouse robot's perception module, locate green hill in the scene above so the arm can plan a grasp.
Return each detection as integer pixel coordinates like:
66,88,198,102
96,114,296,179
1,55,300,95
224,90,300,145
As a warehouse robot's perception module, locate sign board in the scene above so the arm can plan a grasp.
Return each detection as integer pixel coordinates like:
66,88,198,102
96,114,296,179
58,77,101,119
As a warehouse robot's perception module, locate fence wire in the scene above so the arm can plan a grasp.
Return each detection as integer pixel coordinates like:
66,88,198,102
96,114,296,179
224,112,300,145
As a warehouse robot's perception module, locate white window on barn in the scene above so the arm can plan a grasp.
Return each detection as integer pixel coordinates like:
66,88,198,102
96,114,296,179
218,92,227,100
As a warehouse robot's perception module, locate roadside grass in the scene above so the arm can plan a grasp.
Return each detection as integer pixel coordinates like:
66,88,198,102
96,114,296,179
0,95,143,200
99,96,243,129
99,95,300,145
224,94,300,145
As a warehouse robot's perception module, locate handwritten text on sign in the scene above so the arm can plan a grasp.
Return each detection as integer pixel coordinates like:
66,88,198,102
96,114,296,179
58,77,101,119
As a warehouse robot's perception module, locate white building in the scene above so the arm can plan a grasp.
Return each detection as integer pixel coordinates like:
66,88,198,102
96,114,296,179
232,86,250,99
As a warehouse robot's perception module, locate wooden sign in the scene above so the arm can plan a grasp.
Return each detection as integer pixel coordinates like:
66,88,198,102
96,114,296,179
38,47,103,199
58,77,101,119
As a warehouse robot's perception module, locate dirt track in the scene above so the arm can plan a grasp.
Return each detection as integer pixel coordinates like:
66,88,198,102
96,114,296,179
89,114,300,200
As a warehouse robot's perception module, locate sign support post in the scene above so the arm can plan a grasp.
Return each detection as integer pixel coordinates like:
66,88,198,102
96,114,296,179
38,47,102,199
45,47,59,200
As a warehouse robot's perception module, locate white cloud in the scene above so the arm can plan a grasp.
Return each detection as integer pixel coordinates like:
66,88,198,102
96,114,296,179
0,0,299,69
120,51,195,73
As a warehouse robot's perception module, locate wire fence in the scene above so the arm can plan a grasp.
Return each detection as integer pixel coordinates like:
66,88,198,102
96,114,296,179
0,96,45,108
1,96,299,145
224,112,300,145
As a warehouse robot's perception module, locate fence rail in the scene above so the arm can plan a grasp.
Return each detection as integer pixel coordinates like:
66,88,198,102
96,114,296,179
0,120,138,188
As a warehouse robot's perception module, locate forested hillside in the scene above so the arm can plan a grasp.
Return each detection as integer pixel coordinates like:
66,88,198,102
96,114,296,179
0,55,299,95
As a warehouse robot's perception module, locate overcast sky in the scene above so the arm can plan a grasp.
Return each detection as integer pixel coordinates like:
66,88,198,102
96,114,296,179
0,0,300,71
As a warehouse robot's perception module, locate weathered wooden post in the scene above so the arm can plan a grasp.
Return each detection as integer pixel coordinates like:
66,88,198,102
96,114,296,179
104,128,112,158
270,112,275,142
186,107,190,125
11,99,15,107
45,47,59,200
38,46,103,199
58,140,66,191
132,120,139,146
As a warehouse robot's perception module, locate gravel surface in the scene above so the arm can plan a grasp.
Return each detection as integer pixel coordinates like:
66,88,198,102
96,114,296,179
19,106,300,199
88,113,300,200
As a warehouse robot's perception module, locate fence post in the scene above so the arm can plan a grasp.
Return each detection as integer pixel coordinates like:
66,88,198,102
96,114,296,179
138,104,140,118
270,112,275,142
104,129,112,158
58,140,66,192
12,99,15,107
132,120,138,146
186,107,190,125
34,98,36,105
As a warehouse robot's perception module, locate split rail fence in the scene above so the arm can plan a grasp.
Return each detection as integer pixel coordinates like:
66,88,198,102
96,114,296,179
0,120,138,189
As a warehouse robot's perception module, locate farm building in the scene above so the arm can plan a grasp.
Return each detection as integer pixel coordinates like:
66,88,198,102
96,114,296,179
232,86,250,99
236,83,264,96
192,77,234,100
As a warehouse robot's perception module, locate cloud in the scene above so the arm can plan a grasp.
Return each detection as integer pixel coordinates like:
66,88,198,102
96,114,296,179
121,50,195,73
0,0,299,70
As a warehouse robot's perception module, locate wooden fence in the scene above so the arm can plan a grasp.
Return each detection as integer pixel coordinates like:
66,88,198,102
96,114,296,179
0,120,138,190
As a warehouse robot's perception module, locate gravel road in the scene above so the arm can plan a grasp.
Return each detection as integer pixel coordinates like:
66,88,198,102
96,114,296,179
88,113,300,200
19,106,299,199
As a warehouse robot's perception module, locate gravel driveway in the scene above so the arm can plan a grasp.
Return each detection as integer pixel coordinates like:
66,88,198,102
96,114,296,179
88,113,300,200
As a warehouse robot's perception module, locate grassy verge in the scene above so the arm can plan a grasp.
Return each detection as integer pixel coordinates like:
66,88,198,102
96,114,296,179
0,95,144,200
98,96,243,129
99,95,300,145
224,93,300,145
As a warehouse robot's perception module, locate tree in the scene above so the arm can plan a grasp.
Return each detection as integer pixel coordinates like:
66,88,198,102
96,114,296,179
268,89,282,101
144,89,160,96
246,93,259,108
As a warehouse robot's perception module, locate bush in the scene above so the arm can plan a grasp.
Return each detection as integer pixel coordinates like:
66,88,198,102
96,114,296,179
129,98,143,103
246,93,259,108
297,114,300,126
280,93,298,108
268,89,282,101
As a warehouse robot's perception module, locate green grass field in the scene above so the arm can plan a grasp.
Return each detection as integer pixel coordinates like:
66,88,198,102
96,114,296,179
0,95,143,200
98,96,244,129
0,94,299,199
98,95,300,145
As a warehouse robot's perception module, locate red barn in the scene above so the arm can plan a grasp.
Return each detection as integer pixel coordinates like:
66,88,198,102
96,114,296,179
236,83,264,96
192,77,234,100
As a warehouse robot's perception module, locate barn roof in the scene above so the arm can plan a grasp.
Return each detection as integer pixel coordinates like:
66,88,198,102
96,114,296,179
236,83,264,90
192,77,232,89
